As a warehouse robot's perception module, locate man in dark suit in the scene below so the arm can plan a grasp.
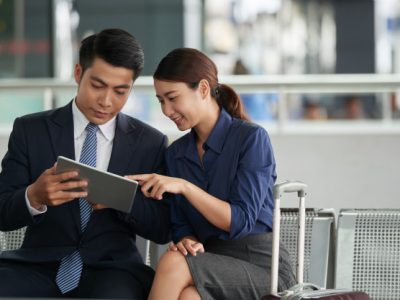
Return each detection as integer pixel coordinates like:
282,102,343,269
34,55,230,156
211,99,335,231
0,28,170,298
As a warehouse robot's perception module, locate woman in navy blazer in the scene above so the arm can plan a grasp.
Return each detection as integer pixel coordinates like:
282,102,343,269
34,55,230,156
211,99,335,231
130,48,295,300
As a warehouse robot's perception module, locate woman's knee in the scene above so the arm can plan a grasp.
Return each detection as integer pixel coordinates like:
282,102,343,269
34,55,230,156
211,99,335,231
156,250,190,275
178,286,201,300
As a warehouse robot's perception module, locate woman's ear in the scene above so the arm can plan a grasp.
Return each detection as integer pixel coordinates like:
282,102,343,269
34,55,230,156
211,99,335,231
198,79,210,99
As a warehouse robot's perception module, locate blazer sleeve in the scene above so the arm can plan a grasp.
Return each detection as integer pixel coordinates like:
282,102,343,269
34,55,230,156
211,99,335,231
122,134,172,244
0,117,44,231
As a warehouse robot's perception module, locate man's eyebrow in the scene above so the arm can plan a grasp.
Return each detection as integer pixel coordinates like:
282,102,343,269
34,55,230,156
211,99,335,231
90,76,106,85
114,84,131,89
90,76,131,89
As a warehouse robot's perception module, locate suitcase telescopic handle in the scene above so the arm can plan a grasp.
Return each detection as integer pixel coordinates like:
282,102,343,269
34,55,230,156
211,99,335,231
270,180,308,295
273,181,307,198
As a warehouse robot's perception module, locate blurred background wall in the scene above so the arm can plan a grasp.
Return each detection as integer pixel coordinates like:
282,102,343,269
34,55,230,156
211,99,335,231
0,0,184,77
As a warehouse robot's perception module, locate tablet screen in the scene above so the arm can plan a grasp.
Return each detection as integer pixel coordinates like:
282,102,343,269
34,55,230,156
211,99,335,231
56,156,138,213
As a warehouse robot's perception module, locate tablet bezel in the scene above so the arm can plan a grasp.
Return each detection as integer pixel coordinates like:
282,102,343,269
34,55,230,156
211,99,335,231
55,156,138,213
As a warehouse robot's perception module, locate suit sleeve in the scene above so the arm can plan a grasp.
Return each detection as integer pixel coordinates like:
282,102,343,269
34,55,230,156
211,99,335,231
122,134,172,244
0,118,44,231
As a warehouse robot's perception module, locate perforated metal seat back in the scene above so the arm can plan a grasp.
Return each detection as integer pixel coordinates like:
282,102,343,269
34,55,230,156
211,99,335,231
1,227,153,268
136,236,151,266
335,209,400,300
0,227,26,251
280,208,334,288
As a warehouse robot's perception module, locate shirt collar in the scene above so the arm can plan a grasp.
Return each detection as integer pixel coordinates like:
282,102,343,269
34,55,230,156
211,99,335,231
72,98,116,141
204,108,232,154
175,108,232,160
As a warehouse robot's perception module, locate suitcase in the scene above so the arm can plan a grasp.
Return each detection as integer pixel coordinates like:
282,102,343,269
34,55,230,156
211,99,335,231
262,181,371,300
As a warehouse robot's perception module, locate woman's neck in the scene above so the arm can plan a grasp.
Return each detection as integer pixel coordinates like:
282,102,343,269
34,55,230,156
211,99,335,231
194,101,220,144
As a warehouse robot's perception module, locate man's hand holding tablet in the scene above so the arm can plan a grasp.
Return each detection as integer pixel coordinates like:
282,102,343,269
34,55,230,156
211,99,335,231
56,156,138,213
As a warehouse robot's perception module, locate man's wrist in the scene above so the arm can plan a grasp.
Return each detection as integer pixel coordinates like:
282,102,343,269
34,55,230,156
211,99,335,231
26,184,42,210
25,186,47,216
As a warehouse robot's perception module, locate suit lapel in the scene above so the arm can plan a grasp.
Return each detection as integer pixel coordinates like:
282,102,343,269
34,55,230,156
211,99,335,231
46,101,80,231
47,101,75,160
89,113,142,229
107,113,142,176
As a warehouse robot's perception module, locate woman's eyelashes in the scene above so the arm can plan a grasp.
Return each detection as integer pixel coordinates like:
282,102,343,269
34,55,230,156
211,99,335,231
157,95,177,104
168,96,177,101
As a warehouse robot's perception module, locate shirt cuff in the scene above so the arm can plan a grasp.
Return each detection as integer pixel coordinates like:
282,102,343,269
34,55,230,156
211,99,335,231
25,188,47,216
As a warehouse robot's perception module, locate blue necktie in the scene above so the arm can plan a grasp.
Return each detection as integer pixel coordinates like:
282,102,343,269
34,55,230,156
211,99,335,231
56,123,98,294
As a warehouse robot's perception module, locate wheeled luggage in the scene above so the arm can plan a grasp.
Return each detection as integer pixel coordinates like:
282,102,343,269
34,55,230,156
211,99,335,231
262,181,371,300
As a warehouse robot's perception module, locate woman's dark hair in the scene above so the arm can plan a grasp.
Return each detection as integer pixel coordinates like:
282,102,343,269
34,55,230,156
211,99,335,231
79,28,144,81
154,48,249,121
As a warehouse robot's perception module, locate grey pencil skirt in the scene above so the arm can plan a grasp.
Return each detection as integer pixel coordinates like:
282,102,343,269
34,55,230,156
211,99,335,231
185,232,295,300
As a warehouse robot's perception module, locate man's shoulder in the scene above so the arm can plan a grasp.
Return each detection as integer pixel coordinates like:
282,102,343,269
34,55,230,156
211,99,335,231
18,108,57,121
119,113,165,138
16,103,70,124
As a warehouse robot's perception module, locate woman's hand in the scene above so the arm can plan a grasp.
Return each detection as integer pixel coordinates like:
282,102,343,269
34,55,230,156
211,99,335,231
127,174,187,200
168,236,204,256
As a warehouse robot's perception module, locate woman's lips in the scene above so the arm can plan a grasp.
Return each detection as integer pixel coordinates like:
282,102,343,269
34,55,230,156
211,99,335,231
171,116,183,126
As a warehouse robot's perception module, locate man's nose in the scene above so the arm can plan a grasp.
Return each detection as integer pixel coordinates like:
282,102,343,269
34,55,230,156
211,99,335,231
99,90,113,107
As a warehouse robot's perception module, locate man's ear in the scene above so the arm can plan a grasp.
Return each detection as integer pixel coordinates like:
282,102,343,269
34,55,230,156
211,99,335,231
74,64,83,84
198,79,210,99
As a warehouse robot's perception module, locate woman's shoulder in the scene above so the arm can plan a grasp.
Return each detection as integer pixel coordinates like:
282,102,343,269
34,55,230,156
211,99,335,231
230,118,270,143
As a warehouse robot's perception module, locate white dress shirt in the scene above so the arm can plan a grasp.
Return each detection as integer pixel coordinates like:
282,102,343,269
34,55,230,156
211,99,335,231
26,99,117,215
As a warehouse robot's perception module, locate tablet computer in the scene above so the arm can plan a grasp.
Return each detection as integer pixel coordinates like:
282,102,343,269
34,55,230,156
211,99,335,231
56,156,138,213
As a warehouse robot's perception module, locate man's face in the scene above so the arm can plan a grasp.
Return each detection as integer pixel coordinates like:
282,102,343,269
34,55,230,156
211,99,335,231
74,57,134,125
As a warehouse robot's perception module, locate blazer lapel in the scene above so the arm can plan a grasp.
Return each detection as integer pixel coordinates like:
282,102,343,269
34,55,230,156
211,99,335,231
46,101,80,231
107,113,142,176
89,113,142,229
47,101,75,160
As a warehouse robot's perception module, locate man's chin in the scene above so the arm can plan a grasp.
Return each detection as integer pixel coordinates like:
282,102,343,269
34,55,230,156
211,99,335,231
89,114,113,125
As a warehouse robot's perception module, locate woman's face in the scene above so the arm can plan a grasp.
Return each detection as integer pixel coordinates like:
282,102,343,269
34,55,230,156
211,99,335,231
154,79,207,131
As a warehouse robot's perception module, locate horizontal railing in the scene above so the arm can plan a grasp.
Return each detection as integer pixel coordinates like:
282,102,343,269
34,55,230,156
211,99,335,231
3,73,400,91
1,74,400,135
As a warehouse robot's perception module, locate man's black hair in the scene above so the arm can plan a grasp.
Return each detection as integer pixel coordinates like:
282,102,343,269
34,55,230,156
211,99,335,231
79,28,144,80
